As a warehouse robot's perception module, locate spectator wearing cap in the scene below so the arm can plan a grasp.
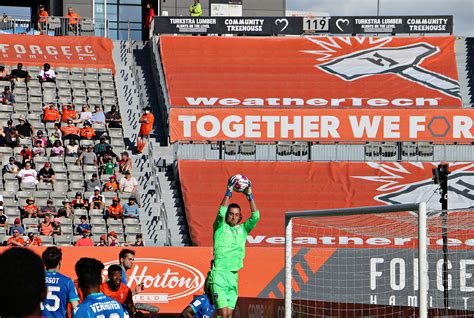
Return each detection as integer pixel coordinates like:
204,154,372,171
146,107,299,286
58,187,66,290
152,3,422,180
3,156,20,174
66,138,80,157
39,199,57,217
5,126,20,148
102,157,116,175
1,86,15,106
32,139,46,157
0,65,10,81
50,140,65,157
7,228,25,246
103,175,119,192
9,217,25,235
75,105,92,124
16,115,35,142
26,232,42,246
91,105,106,125
72,192,86,210
57,199,73,218
108,231,121,247
97,234,108,246
119,171,140,206
60,119,80,141
107,198,124,220
89,187,105,210
0,206,8,231
37,4,49,32
42,103,60,122
61,104,78,122
17,161,39,186
4,119,14,134
132,233,144,247
22,197,39,218
38,63,56,83
75,229,94,246
94,136,110,156
98,145,119,166
123,197,139,219
80,120,96,140
19,144,33,164
118,152,133,174
85,173,101,192
105,105,122,128
38,162,56,184
10,63,30,83
76,215,92,235
34,130,48,147
76,145,97,166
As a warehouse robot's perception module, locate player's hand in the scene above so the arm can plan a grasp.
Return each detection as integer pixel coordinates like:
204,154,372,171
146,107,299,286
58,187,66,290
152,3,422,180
243,185,252,196
135,283,145,294
227,175,237,192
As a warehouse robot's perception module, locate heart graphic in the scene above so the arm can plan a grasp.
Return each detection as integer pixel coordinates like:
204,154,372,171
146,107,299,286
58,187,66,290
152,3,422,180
275,18,289,32
336,18,350,32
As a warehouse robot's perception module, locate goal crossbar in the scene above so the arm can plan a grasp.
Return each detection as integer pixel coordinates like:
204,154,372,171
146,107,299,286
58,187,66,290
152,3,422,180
284,202,427,318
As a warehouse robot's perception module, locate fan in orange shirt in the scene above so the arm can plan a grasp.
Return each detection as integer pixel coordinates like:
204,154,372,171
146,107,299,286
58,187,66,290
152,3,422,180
136,106,154,154
43,103,60,122
100,264,135,315
80,121,96,140
61,104,78,122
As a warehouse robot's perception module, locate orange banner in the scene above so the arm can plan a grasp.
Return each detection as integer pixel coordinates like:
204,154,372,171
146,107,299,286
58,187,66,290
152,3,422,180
170,108,474,142
0,247,284,314
0,34,115,72
178,161,474,246
160,35,461,108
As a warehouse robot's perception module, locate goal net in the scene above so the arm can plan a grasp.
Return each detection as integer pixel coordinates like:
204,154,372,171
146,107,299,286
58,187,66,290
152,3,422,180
285,204,474,318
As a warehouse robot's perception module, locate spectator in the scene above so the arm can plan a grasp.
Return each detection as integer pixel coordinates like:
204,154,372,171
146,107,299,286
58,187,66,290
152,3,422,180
144,3,155,40
37,4,49,31
32,140,46,157
89,187,105,210
19,145,33,163
118,152,133,173
72,192,87,210
22,197,39,218
75,229,94,246
0,206,8,231
17,161,39,185
66,138,80,157
189,0,202,17
0,65,9,80
80,120,96,140
4,119,14,133
119,171,140,206
103,175,119,192
108,231,121,247
1,86,15,106
7,228,25,246
0,127,6,146
61,119,80,141
16,115,35,142
105,105,122,128
76,145,97,166
26,232,42,246
99,145,119,165
38,162,56,185
131,233,144,247
50,140,65,157
39,213,57,236
57,199,73,218
136,106,154,154
61,104,77,122
123,197,139,219
94,135,109,155
107,198,123,220
91,105,106,125
38,63,56,83
10,63,30,83
102,156,116,175
42,103,60,122
76,215,92,235
34,130,48,147
65,7,81,34
85,173,101,192
75,105,92,124
97,234,108,246
5,128,20,148
39,199,57,217
9,217,25,235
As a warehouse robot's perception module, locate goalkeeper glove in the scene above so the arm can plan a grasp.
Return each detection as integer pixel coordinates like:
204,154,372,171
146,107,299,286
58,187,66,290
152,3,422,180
244,186,253,201
226,176,237,197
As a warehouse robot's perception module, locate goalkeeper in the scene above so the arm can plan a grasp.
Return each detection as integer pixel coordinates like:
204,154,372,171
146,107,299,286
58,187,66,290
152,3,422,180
208,176,260,318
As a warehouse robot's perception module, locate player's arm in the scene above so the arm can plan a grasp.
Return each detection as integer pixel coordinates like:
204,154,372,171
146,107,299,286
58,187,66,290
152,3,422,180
68,278,80,310
243,186,260,233
125,288,136,316
181,306,195,318
215,176,237,228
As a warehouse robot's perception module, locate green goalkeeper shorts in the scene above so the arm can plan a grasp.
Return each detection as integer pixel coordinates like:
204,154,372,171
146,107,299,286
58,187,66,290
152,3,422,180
208,269,238,310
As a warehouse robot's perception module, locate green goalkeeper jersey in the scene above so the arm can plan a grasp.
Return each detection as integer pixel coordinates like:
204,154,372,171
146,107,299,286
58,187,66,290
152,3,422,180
213,205,260,272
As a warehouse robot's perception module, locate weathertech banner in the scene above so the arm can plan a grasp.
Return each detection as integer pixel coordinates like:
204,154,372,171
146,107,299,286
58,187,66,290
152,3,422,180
170,108,474,142
178,161,474,247
160,35,461,107
0,34,115,72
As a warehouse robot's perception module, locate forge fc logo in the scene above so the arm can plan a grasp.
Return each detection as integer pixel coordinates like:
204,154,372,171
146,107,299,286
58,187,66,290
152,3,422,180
304,37,461,100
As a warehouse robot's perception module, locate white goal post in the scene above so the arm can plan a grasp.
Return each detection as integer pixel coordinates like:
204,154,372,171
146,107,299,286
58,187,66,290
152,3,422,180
284,203,428,318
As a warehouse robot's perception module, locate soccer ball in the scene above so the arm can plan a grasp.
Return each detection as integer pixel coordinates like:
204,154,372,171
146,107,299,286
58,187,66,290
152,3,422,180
230,174,251,192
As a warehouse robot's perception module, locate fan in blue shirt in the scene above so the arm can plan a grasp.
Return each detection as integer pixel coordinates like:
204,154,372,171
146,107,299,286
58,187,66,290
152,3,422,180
41,247,80,318
74,257,128,318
